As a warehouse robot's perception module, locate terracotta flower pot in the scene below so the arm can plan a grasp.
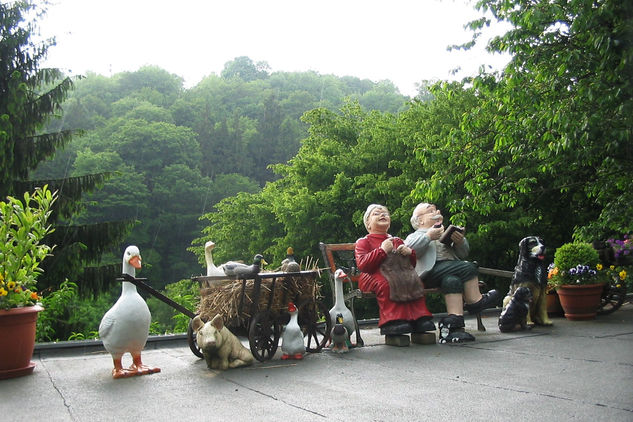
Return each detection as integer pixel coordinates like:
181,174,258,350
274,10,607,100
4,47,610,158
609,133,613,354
0,305,43,379
546,290,563,316
556,283,604,321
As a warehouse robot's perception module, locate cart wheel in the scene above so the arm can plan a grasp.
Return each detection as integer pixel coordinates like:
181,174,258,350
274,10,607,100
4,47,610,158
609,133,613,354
187,317,204,358
248,311,281,362
598,279,627,315
298,300,332,353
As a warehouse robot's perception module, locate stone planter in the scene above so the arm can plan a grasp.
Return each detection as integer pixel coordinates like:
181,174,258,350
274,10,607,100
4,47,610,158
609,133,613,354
556,283,604,321
0,305,44,379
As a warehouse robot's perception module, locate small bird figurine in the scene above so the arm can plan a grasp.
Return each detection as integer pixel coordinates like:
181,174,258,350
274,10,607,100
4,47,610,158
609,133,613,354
329,269,355,341
221,254,267,277
204,241,226,277
99,246,160,379
281,302,305,360
330,313,350,353
280,247,300,273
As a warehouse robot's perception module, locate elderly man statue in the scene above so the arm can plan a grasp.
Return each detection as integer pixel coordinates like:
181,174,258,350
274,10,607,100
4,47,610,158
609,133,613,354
405,203,499,343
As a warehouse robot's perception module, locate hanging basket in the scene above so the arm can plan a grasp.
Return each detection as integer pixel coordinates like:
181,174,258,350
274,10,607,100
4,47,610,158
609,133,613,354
556,283,604,321
0,305,43,379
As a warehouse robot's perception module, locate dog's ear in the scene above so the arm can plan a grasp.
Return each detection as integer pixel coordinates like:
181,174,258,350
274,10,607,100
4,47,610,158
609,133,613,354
519,237,528,255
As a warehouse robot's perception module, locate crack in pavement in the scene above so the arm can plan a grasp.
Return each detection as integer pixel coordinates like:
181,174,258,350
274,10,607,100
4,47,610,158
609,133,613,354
220,376,327,418
448,376,633,414
40,357,78,421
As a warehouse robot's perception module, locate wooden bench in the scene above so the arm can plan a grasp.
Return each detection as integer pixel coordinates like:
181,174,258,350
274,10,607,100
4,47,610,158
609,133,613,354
319,242,514,346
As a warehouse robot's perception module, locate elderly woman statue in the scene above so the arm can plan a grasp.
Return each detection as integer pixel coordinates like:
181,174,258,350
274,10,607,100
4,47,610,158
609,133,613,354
404,202,499,343
354,204,435,336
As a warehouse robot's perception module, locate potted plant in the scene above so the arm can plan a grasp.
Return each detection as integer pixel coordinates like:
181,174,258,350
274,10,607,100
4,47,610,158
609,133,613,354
0,186,56,379
547,242,607,320
607,235,633,266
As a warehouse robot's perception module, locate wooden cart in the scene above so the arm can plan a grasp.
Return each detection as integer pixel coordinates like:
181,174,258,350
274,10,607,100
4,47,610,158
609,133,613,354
191,270,331,362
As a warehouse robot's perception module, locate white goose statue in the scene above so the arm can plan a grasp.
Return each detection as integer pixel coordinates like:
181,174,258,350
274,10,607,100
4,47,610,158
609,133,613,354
329,269,355,341
99,245,160,379
281,302,305,360
204,241,226,277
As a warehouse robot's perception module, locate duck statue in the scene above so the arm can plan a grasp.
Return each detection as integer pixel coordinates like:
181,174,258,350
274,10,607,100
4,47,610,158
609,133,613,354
329,269,355,343
99,245,160,379
204,241,226,277
221,254,267,278
330,313,350,353
281,302,305,360
280,247,301,273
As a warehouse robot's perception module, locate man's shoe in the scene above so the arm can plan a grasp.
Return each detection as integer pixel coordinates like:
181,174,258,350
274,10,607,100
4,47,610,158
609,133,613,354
438,315,474,343
412,316,436,333
464,289,500,314
439,330,475,344
380,320,413,335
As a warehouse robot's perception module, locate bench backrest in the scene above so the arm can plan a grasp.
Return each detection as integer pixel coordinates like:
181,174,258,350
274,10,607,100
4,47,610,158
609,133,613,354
319,242,360,288
319,241,515,290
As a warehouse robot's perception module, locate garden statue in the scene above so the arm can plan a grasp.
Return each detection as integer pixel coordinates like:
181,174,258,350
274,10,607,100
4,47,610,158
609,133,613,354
191,314,254,370
99,246,161,378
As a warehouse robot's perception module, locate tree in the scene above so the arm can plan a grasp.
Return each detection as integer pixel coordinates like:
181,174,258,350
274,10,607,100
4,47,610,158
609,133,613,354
221,56,270,82
462,0,633,240
0,1,131,294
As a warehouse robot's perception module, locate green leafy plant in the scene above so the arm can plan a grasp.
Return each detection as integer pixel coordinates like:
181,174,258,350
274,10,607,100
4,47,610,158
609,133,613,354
548,242,605,287
0,186,56,310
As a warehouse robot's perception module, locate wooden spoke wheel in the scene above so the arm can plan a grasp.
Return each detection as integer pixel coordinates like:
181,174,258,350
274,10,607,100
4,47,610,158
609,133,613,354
187,316,204,358
248,311,281,362
298,300,332,353
598,279,627,315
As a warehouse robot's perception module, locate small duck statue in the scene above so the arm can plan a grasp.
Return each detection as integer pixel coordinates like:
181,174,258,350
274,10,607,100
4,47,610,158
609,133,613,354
221,254,267,278
280,247,300,273
281,302,305,360
330,313,350,353
99,245,160,379
329,269,355,343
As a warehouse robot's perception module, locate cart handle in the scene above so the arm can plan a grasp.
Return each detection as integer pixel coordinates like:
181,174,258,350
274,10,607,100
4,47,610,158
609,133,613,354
117,273,197,319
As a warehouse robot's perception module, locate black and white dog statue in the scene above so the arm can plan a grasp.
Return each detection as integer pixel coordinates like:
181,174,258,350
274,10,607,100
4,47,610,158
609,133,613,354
502,236,553,327
498,287,532,332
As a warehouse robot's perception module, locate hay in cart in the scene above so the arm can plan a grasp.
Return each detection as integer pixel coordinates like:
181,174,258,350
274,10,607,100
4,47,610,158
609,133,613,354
197,271,323,327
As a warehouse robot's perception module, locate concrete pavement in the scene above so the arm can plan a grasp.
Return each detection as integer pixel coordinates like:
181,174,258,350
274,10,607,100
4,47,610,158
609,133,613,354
2,303,633,421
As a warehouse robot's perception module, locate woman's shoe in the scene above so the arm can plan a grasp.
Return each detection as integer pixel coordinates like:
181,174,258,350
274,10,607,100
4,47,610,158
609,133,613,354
380,320,413,335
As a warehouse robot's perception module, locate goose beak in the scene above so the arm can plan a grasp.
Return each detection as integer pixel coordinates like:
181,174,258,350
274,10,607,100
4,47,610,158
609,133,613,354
129,255,142,269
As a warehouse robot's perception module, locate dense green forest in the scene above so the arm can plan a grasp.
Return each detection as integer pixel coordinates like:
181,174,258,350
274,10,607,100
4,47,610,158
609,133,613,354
33,59,411,290
2,0,631,340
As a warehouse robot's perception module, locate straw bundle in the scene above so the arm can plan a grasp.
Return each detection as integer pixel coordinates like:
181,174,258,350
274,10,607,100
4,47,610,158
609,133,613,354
197,271,322,326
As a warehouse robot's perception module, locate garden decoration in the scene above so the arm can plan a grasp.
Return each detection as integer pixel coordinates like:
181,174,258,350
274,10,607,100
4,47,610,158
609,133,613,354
502,236,552,327
99,246,161,378
220,254,267,278
0,186,56,379
330,313,350,353
498,286,533,332
548,243,608,320
329,269,355,342
281,302,305,360
190,314,254,370
204,241,226,277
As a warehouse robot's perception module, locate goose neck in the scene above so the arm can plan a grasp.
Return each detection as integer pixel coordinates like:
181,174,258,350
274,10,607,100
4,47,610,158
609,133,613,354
334,278,345,303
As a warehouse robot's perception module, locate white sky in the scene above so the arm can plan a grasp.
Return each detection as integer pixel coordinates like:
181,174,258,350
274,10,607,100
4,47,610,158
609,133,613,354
39,0,511,97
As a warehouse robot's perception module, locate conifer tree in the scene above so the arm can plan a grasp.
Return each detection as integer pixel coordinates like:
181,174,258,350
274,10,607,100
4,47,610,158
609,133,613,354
0,0,132,294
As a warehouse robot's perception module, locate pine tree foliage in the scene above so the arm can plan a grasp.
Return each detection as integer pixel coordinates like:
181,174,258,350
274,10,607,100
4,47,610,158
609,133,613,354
0,1,133,294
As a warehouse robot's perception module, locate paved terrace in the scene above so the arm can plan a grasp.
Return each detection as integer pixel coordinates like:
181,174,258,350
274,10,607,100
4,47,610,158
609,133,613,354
2,304,633,421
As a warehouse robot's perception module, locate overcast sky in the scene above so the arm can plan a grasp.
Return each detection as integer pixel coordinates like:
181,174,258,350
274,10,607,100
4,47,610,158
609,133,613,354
39,0,511,97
